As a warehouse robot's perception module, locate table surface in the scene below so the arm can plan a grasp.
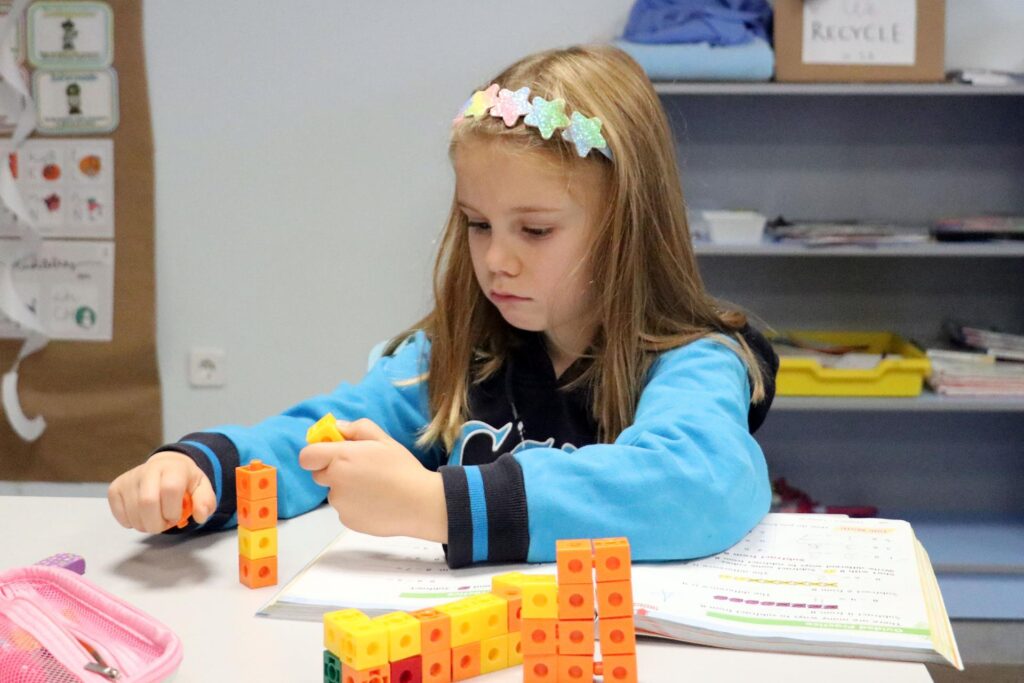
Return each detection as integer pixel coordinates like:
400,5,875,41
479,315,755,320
0,496,934,683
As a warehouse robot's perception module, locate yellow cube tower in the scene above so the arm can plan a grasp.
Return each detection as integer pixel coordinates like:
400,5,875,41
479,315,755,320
236,459,278,589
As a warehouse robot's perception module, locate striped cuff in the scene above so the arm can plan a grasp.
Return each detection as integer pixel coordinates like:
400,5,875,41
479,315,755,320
151,432,240,531
439,454,529,568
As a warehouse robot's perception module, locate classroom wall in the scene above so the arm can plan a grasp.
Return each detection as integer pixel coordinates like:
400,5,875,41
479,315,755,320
142,0,1021,444
143,1,635,441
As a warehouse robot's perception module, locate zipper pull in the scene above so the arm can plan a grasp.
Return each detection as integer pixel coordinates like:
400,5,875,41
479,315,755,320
79,639,120,680
84,661,120,679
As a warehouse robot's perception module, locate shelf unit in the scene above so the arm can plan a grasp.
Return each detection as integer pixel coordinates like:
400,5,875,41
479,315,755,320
656,82,1024,619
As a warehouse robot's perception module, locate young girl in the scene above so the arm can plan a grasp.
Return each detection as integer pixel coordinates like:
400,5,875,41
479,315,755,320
108,45,778,568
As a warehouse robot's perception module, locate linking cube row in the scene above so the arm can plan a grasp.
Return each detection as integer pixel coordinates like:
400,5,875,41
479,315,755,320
236,459,279,588
323,592,525,683
321,537,638,683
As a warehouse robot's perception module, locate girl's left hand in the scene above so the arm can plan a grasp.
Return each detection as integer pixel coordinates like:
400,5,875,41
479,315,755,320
298,418,448,542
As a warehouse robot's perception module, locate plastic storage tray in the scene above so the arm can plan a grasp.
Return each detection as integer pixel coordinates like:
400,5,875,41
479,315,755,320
774,331,931,397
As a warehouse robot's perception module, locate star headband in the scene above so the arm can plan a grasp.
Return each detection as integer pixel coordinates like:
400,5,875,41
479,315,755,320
453,83,613,161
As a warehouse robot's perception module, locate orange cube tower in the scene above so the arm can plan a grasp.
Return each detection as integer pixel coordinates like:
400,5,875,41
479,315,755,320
236,459,278,588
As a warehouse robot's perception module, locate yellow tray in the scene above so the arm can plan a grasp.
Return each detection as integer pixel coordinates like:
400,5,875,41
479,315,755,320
773,331,931,397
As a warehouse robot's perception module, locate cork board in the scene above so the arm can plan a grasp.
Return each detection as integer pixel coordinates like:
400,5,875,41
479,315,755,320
0,0,160,481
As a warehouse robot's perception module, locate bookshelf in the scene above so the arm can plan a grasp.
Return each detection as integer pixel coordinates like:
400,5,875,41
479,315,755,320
658,83,1024,619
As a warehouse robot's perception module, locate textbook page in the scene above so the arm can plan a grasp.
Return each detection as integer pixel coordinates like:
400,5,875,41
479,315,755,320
259,532,554,619
630,515,955,662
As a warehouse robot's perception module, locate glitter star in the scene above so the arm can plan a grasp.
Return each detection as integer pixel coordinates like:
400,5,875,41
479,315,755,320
561,111,609,158
523,96,569,139
490,86,533,127
463,83,500,119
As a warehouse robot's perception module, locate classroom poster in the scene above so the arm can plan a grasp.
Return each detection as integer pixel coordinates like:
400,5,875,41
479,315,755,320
0,0,159,483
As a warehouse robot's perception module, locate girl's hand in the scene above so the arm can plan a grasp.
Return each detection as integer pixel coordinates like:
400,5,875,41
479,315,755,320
107,451,217,533
298,418,448,543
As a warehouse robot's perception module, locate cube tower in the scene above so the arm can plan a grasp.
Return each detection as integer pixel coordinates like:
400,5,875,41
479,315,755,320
236,459,278,588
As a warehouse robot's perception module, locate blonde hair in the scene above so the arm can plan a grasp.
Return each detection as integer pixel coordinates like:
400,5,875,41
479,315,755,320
392,44,767,451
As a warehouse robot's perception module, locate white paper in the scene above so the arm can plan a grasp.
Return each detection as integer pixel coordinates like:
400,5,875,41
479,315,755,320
0,138,114,238
802,0,917,66
32,68,118,134
0,238,113,340
27,0,113,68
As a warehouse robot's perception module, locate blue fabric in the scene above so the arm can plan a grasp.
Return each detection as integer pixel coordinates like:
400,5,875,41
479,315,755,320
514,337,770,563
464,466,489,562
622,0,772,45
615,37,773,81
208,331,437,522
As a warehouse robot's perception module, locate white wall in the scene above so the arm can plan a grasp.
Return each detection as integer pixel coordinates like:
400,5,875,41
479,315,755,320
143,1,635,440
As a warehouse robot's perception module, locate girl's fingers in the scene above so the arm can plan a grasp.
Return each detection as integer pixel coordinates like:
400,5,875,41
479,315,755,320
137,464,172,533
107,482,131,529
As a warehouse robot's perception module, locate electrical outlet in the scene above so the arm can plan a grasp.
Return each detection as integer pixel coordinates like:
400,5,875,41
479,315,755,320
188,348,226,387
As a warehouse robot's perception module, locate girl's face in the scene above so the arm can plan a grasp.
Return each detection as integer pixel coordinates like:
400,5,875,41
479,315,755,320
454,138,605,359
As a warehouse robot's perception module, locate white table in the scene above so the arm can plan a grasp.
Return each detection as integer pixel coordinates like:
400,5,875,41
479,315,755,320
0,496,933,682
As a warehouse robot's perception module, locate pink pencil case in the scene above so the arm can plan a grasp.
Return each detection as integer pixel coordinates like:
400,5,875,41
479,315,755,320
0,565,182,682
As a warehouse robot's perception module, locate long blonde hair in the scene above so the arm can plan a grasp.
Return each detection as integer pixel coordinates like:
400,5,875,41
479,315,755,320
392,44,766,451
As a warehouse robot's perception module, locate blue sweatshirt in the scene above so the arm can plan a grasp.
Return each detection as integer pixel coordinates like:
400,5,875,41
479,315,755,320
158,327,777,568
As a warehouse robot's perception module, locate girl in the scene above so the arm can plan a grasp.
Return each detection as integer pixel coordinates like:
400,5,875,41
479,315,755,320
108,45,778,568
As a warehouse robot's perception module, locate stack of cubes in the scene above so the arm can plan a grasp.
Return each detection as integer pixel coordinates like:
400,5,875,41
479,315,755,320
518,538,637,683
236,459,279,589
322,591,525,683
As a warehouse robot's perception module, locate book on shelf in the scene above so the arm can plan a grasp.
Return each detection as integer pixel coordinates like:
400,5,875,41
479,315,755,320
258,513,962,669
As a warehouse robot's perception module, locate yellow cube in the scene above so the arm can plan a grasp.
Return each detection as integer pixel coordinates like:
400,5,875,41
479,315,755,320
323,609,369,658
238,526,277,560
507,631,523,666
520,575,558,619
372,611,422,661
480,633,509,674
306,413,345,443
437,598,485,647
491,572,527,597
463,593,508,640
339,620,389,669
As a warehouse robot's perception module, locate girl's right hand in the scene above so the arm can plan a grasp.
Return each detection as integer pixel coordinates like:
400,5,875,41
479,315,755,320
107,451,217,533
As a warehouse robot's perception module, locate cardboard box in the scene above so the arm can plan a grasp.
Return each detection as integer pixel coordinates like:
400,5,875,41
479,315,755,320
774,0,945,82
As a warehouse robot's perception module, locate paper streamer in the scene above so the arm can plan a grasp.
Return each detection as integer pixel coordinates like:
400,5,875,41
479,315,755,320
0,0,49,442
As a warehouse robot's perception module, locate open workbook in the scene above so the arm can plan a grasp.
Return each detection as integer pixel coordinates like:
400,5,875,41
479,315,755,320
258,513,961,668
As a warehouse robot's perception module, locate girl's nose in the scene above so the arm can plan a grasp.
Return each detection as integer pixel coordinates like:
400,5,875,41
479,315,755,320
486,234,520,276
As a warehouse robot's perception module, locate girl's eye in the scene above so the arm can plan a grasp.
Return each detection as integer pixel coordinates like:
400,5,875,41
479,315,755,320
523,226,553,238
467,221,491,232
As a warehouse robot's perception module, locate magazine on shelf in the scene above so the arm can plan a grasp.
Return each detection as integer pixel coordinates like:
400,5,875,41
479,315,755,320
258,513,961,669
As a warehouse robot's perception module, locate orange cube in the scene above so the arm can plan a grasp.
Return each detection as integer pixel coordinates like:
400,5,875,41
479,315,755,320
410,608,451,653
593,537,631,582
340,664,389,683
236,460,277,501
558,654,594,682
557,620,594,656
507,631,523,666
598,616,636,655
558,582,594,620
602,653,638,683
237,497,277,531
451,641,480,681
556,539,593,584
520,618,557,655
523,654,558,683
596,580,633,619
238,554,277,588
421,648,451,683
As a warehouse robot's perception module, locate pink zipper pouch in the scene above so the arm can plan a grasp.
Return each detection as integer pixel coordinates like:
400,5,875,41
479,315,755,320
0,565,182,682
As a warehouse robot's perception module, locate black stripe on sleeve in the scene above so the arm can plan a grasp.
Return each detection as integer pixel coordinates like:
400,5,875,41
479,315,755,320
479,454,529,564
439,465,473,568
